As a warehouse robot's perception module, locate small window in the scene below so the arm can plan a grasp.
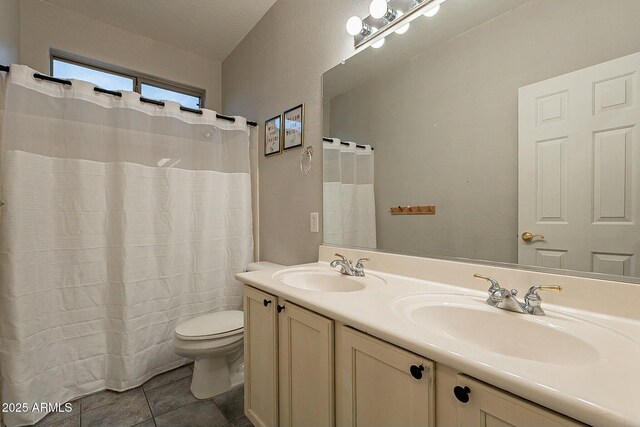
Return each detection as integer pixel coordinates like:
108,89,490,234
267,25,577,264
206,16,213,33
50,53,205,109
141,83,201,109
52,58,135,92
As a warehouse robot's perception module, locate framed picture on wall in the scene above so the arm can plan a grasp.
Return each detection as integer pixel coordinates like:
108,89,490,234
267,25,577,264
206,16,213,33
283,104,304,150
264,114,282,156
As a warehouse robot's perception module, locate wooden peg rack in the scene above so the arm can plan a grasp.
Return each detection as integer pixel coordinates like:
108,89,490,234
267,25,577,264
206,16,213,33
390,205,436,215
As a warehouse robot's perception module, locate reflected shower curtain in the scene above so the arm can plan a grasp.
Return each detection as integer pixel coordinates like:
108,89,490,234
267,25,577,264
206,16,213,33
323,138,376,248
0,65,254,426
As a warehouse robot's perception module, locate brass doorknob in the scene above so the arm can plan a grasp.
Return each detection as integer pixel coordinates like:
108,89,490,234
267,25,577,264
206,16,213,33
522,232,544,242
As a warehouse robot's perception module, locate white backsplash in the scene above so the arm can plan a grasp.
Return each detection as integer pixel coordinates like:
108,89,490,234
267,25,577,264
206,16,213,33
319,245,640,320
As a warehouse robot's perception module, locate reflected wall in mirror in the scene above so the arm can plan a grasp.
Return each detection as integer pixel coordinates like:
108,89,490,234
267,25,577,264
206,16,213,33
322,0,640,280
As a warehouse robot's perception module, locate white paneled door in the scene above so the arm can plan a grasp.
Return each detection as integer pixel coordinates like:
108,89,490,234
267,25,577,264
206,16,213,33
519,52,640,277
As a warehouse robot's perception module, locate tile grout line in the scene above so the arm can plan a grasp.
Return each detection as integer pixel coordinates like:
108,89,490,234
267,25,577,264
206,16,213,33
79,396,83,427
212,398,228,425
212,387,246,426
140,386,156,427
57,367,245,427
144,376,198,421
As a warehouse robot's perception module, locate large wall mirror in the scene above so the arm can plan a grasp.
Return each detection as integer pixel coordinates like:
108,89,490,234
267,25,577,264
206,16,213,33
322,0,640,282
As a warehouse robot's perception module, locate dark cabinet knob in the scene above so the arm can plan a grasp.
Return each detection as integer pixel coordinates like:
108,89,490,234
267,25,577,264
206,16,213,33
277,304,285,313
409,364,425,380
263,299,272,307
454,386,471,403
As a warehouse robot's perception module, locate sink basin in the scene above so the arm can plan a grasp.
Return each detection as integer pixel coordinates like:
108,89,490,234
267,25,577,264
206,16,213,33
273,267,385,292
392,294,603,365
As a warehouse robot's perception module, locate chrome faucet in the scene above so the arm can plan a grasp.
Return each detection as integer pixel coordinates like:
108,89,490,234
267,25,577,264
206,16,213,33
330,253,369,277
354,257,369,276
523,285,561,316
473,274,561,316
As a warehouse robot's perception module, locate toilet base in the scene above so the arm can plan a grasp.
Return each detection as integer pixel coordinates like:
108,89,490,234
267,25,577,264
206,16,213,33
190,350,244,399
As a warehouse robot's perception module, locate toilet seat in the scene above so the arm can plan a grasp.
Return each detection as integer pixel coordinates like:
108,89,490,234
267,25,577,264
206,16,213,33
175,310,243,341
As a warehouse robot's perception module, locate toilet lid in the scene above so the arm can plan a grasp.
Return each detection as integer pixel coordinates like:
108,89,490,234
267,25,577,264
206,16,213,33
175,310,244,340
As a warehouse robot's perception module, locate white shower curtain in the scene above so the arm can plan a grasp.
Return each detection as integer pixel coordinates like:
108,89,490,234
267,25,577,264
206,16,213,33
323,138,376,248
0,65,254,426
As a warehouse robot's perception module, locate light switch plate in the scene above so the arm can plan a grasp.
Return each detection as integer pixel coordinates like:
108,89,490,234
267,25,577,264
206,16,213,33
310,212,319,233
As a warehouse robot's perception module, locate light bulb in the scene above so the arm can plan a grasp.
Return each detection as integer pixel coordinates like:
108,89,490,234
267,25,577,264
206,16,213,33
372,37,385,48
394,11,409,34
369,0,388,19
346,16,363,36
395,22,410,34
423,3,440,17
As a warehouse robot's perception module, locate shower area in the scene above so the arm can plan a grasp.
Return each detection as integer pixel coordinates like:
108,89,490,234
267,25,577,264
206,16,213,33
0,65,255,426
322,137,376,249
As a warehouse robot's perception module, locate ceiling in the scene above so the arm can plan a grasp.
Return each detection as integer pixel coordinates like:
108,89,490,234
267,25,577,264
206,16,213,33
44,0,278,61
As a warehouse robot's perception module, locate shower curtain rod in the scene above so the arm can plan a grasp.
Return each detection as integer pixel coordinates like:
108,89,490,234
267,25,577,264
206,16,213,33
0,64,258,127
322,137,374,150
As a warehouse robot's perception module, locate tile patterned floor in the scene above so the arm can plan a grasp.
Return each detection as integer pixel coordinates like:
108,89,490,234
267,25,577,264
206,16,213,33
32,365,253,427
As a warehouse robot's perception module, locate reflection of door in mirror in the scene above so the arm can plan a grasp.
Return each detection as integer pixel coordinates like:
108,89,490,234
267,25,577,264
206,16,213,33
323,138,377,248
518,52,640,277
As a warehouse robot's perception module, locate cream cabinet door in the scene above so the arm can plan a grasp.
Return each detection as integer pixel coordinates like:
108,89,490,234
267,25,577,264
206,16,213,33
336,325,435,427
278,300,334,427
455,375,586,427
243,286,278,427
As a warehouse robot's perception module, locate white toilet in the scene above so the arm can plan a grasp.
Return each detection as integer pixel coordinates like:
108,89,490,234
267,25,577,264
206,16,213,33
173,261,283,399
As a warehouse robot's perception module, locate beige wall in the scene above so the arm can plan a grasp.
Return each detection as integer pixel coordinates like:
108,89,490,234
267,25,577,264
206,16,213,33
19,0,222,110
222,0,368,265
328,0,640,262
0,0,20,65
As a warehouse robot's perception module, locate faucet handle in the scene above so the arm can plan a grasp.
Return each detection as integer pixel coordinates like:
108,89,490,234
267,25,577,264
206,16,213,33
524,285,562,315
334,253,348,262
334,252,351,265
353,258,369,277
525,285,562,297
355,258,369,268
473,274,501,293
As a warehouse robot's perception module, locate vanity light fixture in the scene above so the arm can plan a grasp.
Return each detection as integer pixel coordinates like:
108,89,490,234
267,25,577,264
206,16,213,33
371,36,386,48
394,11,410,34
346,16,373,37
369,0,398,21
423,2,441,17
346,0,447,49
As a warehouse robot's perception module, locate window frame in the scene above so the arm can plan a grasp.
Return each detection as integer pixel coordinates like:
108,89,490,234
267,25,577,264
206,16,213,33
50,50,206,108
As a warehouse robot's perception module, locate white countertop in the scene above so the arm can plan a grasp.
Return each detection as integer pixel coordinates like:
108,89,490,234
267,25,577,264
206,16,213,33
237,262,640,427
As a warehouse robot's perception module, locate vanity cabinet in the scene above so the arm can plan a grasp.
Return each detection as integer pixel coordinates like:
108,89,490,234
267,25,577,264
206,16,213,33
244,285,586,427
243,285,334,427
454,375,586,427
335,325,435,427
